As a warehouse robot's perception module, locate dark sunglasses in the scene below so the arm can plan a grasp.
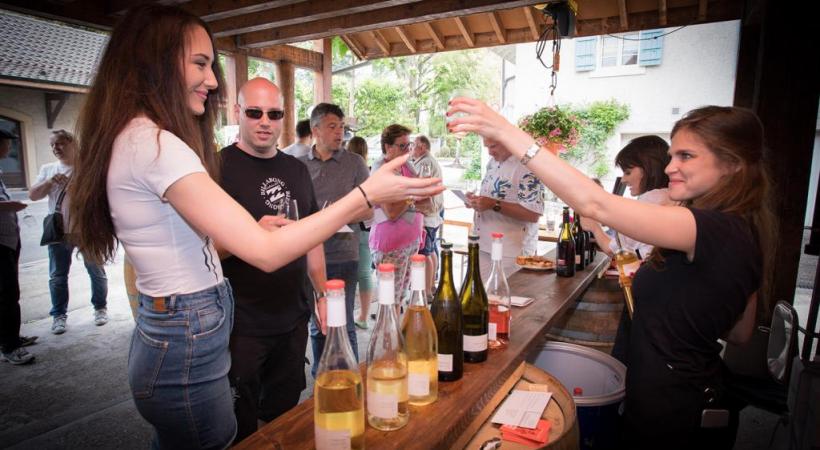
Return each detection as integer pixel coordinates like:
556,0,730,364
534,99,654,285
244,108,285,120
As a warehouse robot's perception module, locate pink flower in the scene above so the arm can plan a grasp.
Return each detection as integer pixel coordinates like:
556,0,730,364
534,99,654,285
535,137,548,146
549,128,562,138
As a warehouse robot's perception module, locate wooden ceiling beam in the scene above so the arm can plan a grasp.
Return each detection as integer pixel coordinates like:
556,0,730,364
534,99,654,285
522,6,540,40
235,0,546,48
371,30,392,56
423,22,445,50
0,0,116,29
207,0,420,37
618,0,629,30
698,0,708,21
181,0,308,22
487,11,506,44
394,26,417,53
453,16,474,47
340,34,366,60
214,38,323,71
575,0,742,37
367,27,543,60
658,0,668,26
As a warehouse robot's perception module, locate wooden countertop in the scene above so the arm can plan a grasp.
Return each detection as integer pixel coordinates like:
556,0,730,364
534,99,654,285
235,253,609,450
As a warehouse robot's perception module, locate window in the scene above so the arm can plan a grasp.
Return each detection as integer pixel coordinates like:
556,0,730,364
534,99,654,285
575,30,664,72
0,116,26,187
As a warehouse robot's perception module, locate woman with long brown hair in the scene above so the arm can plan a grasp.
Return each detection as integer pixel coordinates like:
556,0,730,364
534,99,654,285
68,5,441,449
447,100,774,448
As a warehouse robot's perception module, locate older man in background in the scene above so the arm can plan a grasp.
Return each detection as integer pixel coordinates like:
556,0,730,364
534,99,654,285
410,135,444,299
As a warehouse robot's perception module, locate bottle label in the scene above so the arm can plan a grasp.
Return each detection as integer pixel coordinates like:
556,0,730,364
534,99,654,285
491,242,502,261
367,389,398,419
315,425,351,450
437,353,453,372
408,372,430,396
575,254,581,264
326,297,346,327
463,334,488,352
488,323,497,341
378,277,394,305
410,267,425,292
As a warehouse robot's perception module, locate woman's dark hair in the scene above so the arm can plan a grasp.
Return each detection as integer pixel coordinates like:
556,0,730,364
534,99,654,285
347,136,368,160
614,135,670,194
68,4,225,264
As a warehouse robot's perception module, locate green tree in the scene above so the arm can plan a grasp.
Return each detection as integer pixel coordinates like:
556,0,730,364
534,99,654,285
567,100,630,178
353,78,412,136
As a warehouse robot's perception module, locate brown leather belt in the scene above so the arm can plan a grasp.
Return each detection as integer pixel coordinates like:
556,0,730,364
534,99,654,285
152,297,168,312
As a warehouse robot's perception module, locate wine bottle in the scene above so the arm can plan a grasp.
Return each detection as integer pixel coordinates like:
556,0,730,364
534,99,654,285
402,254,438,406
556,207,576,277
366,264,409,431
486,232,510,349
431,241,463,382
314,280,365,450
585,230,594,266
572,211,587,271
460,231,489,363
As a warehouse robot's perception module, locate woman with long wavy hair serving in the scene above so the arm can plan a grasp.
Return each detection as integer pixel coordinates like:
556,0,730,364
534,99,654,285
68,5,441,449
447,98,774,448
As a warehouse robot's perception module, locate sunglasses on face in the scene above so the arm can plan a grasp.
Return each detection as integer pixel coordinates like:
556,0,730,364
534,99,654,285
395,142,414,151
243,108,285,120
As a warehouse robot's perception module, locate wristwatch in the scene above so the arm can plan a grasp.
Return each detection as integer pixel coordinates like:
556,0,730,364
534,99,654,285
520,143,541,166
492,200,502,212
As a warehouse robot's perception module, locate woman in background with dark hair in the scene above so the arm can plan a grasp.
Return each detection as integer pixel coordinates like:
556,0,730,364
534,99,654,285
68,5,441,448
448,98,773,448
583,135,671,259
347,136,374,329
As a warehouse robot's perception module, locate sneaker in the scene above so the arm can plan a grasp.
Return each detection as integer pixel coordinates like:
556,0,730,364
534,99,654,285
94,308,109,326
1,347,35,365
51,315,67,335
19,336,38,347
354,320,368,330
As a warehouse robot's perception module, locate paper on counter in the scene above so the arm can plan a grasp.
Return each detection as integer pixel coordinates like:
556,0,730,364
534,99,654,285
511,296,534,307
336,224,354,233
491,389,552,429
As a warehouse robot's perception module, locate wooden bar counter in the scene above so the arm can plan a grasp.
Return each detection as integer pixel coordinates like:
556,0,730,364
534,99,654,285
235,253,609,450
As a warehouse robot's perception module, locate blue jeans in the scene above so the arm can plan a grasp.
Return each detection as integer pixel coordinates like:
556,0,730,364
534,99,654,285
310,260,359,378
48,242,107,317
129,280,236,450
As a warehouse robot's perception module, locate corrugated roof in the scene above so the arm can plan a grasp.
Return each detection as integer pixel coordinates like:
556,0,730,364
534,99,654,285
0,9,108,87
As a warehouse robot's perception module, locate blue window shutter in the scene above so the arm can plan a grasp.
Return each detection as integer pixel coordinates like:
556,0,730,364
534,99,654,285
639,29,664,66
574,37,597,71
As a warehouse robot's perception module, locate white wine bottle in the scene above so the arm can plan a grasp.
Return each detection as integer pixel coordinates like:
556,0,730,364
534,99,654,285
402,254,438,406
486,232,511,349
460,231,489,363
314,279,365,450
366,264,409,431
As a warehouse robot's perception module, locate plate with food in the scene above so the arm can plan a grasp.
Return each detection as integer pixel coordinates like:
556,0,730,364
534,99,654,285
515,255,555,271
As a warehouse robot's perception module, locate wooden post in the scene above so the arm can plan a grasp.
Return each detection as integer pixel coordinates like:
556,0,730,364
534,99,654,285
276,60,296,148
313,38,332,105
224,52,249,125
733,0,820,316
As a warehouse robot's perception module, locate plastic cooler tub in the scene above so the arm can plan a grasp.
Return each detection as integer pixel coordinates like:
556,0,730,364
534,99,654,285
528,341,626,450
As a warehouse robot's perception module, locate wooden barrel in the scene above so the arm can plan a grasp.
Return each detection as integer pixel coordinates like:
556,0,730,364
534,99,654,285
462,363,579,450
546,276,624,354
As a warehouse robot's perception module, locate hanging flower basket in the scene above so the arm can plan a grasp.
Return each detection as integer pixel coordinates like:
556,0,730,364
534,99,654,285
518,106,583,155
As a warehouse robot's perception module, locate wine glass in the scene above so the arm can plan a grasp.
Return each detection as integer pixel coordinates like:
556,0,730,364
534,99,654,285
446,88,476,141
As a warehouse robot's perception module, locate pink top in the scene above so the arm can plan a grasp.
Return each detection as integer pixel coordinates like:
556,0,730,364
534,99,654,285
368,159,424,252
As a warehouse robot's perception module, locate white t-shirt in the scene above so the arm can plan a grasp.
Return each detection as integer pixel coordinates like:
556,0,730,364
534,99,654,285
476,156,544,257
281,142,311,159
34,161,72,214
608,188,670,259
107,117,223,297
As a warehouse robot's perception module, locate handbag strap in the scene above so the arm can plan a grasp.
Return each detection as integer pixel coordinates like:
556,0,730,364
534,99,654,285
54,179,69,211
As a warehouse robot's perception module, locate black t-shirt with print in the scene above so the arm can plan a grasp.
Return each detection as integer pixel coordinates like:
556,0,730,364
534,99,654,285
219,144,319,336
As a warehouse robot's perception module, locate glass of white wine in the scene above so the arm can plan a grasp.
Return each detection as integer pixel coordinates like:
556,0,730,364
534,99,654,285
446,88,476,141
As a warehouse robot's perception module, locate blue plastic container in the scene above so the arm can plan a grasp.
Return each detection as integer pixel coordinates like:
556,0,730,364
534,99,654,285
528,341,626,450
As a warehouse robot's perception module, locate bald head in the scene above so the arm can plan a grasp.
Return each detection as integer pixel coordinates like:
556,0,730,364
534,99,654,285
235,77,285,158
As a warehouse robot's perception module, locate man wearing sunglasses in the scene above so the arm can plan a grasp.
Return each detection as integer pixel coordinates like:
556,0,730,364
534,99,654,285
298,103,371,378
218,77,327,442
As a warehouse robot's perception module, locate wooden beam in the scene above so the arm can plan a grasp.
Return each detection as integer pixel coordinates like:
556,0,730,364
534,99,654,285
314,39,332,104
618,0,629,30
658,0,668,26
698,0,709,21
487,11,506,44
235,0,547,48
44,92,68,129
364,27,551,59
182,0,308,22
340,35,366,61
575,0,743,37
0,0,115,29
453,16,475,47
258,46,323,71
275,60,296,148
522,6,540,40
394,26,417,53
0,78,88,94
423,22,445,50
371,30,391,55
208,0,420,37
